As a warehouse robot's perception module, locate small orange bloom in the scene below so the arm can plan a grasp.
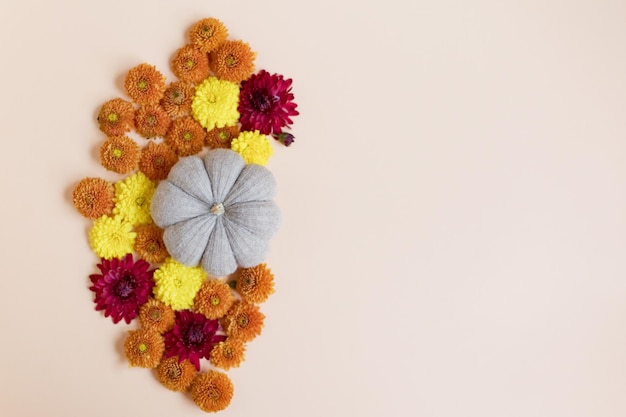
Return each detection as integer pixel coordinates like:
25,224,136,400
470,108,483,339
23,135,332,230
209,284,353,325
97,98,135,137
125,63,166,106
236,263,275,304
134,223,170,263
138,141,178,181
210,40,256,83
135,105,171,139
157,356,198,392
194,279,234,320
100,136,140,174
161,81,195,117
190,370,234,413
210,339,246,370
138,298,176,334
72,177,115,219
164,116,205,156
171,45,210,84
189,18,228,53
222,301,264,343
124,329,165,368
205,125,240,149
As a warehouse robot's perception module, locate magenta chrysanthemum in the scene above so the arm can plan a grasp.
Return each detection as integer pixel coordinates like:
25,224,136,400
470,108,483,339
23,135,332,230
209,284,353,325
238,70,299,135
89,254,155,324
164,310,226,371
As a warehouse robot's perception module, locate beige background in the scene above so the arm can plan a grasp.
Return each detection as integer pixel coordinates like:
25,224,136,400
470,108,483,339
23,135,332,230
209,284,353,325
1,0,626,416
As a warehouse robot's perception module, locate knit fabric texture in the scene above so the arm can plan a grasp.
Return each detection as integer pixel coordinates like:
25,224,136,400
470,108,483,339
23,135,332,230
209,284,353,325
151,149,280,277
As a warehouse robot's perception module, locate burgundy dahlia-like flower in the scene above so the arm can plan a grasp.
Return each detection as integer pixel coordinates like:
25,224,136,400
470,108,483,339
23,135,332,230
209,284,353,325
238,70,299,135
89,253,155,324
164,310,226,371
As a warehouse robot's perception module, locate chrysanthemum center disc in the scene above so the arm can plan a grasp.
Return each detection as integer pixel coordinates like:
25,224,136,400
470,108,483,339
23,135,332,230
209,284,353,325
211,296,220,306
114,274,136,298
185,325,206,346
251,91,274,112
107,113,119,122
208,388,221,400
113,148,123,158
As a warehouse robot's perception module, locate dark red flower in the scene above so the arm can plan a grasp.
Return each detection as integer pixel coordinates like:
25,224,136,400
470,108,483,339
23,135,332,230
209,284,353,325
89,254,154,324
238,70,299,135
164,310,226,371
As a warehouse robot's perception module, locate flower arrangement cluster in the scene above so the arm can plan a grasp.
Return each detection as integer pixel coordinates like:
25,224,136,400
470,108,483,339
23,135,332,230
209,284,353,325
72,17,298,413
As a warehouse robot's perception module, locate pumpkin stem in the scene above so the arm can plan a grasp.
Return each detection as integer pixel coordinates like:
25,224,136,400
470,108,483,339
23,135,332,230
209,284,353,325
210,203,225,216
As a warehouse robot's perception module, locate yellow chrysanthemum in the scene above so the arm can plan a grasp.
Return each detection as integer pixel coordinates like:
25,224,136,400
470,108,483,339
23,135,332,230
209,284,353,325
191,77,240,131
230,130,273,166
89,215,136,259
112,172,156,226
153,258,206,310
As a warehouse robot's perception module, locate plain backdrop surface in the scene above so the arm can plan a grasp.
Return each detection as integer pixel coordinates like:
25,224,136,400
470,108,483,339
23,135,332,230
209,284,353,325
1,1,626,416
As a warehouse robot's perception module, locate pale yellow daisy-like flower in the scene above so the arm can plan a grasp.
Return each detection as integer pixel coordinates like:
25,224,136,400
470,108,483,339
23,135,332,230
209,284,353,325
113,172,156,226
191,77,240,131
89,215,136,259
230,130,273,166
153,258,206,310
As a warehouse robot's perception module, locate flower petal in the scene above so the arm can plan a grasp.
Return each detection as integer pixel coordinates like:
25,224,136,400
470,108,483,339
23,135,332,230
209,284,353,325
152,182,211,227
204,150,245,202
224,164,276,205
163,214,217,266
201,217,237,277
224,201,280,240
167,156,214,205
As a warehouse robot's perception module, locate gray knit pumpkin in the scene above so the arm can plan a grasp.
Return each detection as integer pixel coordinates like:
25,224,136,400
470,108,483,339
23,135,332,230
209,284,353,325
150,149,280,277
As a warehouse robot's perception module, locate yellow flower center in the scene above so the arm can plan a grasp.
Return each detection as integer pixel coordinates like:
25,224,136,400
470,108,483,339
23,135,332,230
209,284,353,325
138,80,148,91
211,296,220,306
185,59,195,69
149,307,161,321
107,112,119,122
167,365,181,380
112,148,123,158
208,388,220,400
225,55,238,67
223,346,234,358
237,314,249,328
155,156,165,167
201,25,214,37
148,242,157,253
183,132,192,141
138,343,148,353
147,115,157,126
218,131,229,142
135,196,146,207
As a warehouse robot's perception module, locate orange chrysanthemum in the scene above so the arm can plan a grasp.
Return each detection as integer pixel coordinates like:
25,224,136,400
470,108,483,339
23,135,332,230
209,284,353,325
189,18,228,53
236,264,275,304
100,136,140,174
138,141,178,181
222,301,264,343
72,177,115,219
156,356,198,392
171,45,210,84
190,370,234,413
135,105,171,139
209,339,246,370
164,116,206,156
138,298,176,334
125,63,166,106
134,223,169,263
194,279,234,320
205,125,240,149
210,40,256,83
161,81,195,117
124,329,165,368
97,98,135,137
